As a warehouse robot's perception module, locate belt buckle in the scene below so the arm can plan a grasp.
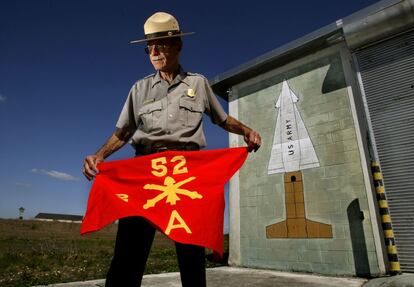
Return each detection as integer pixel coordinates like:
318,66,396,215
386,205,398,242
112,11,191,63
155,146,168,153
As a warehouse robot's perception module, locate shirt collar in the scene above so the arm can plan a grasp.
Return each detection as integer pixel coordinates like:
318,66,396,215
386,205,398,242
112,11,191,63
151,66,190,88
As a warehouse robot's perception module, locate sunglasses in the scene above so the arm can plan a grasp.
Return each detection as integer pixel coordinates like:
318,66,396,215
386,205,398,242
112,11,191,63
144,44,171,54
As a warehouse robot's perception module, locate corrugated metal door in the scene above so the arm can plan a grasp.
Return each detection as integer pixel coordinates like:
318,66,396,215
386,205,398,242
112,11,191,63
355,30,414,273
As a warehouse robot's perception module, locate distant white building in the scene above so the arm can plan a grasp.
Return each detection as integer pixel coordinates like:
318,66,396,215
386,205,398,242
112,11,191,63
34,212,83,223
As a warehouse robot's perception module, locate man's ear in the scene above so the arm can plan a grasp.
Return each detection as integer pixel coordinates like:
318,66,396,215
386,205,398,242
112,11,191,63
176,41,182,52
173,37,183,52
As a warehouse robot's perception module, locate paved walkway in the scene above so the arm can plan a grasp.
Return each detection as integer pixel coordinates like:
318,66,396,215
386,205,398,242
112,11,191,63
33,267,414,287
34,266,368,287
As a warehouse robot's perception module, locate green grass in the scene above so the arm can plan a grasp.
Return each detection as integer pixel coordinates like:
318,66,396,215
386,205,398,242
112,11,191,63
0,219,228,287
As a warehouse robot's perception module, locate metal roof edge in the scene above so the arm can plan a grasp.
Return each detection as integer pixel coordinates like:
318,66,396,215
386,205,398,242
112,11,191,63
343,0,414,50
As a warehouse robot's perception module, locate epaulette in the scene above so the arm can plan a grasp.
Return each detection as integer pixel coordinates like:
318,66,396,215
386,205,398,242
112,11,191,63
186,72,202,77
143,73,156,80
134,73,156,86
186,72,209,82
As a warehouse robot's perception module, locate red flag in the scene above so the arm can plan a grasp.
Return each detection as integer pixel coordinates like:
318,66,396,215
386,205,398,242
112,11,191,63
81,147,248,256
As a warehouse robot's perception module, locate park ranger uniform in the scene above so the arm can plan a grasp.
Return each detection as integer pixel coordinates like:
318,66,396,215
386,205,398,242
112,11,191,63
116,67,228,155
105,67,228,287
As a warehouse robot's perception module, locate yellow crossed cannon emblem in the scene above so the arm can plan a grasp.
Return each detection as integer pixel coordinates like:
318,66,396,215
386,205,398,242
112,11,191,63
143,175,203,209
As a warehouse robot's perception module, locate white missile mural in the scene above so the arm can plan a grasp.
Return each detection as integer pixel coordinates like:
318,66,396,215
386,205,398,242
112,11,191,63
266,80,332,239
268,80,319,174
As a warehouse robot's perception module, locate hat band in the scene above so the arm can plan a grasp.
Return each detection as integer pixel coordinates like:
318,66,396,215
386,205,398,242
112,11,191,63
145,30,181,40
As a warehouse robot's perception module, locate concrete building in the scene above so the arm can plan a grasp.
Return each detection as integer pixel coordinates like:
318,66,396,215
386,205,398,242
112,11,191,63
211,0,414,276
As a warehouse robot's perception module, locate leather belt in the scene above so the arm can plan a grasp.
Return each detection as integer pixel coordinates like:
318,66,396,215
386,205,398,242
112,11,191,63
136,142,200,155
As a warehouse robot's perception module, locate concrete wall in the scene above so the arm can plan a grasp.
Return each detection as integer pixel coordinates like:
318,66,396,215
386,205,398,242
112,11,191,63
228,43,384,276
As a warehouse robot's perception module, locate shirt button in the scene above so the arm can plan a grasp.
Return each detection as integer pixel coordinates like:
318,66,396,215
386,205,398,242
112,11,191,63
169,114,173,118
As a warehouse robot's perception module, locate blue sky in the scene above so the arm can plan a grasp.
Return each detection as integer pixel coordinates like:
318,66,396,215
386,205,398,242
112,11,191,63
0,0,378,230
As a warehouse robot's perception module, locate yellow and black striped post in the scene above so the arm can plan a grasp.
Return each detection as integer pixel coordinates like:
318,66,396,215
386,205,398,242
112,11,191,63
371,162,401,275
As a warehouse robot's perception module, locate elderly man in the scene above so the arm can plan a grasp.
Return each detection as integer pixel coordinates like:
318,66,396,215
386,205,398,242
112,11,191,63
83,12,261,287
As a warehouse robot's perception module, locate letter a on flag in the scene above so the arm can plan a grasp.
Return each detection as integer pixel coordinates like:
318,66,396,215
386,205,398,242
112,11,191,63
81,147,248,256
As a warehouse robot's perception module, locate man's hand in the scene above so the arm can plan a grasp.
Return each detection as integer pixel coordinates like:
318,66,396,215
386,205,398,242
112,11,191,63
83,155,103,181
82,128,132,181
244,129,261,152
220,116,262,153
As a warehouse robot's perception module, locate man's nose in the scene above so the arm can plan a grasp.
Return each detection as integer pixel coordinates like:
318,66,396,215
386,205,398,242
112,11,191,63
150,46,160,55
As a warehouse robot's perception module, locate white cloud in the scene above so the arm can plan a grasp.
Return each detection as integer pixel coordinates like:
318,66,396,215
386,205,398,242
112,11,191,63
0,94,6,103
31,168,78,181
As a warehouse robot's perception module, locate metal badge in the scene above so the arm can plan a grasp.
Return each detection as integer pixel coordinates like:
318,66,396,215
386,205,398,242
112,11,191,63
187,88,196,98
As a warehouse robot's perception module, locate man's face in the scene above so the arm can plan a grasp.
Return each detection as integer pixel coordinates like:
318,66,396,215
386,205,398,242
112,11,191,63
146,38,180,72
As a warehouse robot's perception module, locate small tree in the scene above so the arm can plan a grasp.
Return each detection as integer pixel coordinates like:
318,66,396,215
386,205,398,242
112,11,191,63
19,207,25,220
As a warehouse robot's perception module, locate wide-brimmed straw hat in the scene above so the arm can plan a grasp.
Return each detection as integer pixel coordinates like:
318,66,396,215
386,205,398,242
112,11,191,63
130,12,194,44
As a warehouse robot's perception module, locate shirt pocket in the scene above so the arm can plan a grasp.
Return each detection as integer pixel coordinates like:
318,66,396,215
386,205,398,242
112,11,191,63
137,100,164,132
179,97,204,127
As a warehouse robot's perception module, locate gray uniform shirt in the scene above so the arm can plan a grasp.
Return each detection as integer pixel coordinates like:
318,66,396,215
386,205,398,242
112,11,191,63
116,68,228,151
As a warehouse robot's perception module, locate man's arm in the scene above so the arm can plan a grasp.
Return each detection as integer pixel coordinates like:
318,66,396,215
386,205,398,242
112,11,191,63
219,115,261,152
82,127,133,181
